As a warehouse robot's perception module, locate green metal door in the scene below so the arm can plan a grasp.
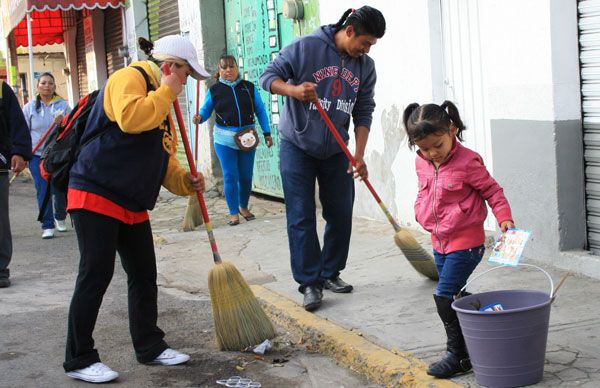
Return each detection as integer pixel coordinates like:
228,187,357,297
224,0,320,198
224,0,294,198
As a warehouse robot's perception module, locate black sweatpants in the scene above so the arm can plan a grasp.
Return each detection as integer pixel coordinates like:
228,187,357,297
63,209,168,371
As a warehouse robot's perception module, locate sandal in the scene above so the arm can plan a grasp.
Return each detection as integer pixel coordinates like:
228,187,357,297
240,210,255,221
242,214,255,221
228,219,240,226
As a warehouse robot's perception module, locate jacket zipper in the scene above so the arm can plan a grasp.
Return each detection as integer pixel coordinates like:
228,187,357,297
231,84,243,127
432,166,444,254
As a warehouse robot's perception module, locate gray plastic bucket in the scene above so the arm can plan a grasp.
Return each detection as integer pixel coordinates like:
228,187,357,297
452,264,554,388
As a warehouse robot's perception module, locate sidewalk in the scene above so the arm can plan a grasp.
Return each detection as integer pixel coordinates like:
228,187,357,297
151,188,600,387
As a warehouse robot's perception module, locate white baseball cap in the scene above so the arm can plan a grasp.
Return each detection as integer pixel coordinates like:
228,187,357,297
152,35,211,80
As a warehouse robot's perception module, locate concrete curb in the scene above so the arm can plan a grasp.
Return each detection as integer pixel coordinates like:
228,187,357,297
251,285,462,388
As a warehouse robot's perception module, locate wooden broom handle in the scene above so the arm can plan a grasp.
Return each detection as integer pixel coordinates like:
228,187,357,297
314,98,401,231
164,65,222,262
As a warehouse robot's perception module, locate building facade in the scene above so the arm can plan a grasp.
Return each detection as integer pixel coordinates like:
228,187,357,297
2,0,596,279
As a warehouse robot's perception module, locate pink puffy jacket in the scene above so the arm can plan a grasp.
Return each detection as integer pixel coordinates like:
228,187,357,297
414,141,513,254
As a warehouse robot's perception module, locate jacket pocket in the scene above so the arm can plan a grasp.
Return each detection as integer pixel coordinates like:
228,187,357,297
414,178,430,225
440,178,465,204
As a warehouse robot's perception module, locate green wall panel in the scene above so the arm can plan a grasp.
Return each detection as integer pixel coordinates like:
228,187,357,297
224,0,319,198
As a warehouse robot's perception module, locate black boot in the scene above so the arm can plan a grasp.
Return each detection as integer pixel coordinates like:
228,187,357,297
427,295,472,378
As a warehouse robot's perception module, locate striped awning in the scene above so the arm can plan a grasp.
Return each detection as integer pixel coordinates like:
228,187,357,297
3,0,124,45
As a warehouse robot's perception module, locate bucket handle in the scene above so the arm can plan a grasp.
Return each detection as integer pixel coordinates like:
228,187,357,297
460,263,554,299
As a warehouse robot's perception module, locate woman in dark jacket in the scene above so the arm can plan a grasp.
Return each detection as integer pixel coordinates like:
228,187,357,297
63,35,209,384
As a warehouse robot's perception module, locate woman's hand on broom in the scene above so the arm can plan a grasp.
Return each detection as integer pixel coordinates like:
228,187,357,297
187,172,205,192
500,220,515,233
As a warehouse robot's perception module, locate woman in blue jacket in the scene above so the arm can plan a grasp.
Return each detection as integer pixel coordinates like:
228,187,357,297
22,73,71,239
193,55,272,226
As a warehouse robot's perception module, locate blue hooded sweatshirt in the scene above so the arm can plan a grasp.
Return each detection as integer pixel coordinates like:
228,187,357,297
260,25,377,160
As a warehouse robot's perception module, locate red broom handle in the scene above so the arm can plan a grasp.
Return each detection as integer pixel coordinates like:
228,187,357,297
314,99,401,232
194,79,200,163
164,65,222,263
11,121,56,183
33,122,56,154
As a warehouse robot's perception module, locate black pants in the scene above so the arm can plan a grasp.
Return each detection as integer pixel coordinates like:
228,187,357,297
63,210,168,371
0,174,12,276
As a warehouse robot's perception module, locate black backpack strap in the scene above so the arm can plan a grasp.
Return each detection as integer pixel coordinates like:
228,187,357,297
131,65,155,92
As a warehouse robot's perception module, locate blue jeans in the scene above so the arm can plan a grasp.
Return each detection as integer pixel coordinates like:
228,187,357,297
29,155,67,230
214,143,256,215
434,245,485,298
279,140,354,292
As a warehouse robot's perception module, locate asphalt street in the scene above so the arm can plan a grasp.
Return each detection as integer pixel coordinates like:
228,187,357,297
1,176,377,388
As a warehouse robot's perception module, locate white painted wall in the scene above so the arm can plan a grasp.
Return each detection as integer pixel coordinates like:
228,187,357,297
319,1,440,228
316,0,582,239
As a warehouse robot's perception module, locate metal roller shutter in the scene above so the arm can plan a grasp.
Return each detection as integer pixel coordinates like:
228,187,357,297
76,13,88,99
579,0,600,253
104,7,125,76
147,0,181,41
147,0,188,131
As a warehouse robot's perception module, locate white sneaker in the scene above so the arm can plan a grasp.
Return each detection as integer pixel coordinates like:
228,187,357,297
66,362,119,383
42,229,55,239
55,219,67,232
149,348,190,365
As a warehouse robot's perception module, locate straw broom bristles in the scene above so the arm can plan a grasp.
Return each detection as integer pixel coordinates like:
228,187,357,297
182,194,203,231
313,99,438,280
209,261,276,350
164,64,276,351
394,229,439,280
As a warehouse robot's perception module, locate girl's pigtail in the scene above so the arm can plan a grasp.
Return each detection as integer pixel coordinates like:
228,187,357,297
441,100,466,142
333,9,353,31
403,103,421,148
402,103,420,129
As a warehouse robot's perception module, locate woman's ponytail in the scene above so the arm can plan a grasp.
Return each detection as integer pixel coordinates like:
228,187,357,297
333,9,353,32
138,37,154,58
440,100,465,141
333,6,386,38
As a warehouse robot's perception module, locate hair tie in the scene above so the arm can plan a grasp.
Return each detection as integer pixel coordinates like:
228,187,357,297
351,8,356,13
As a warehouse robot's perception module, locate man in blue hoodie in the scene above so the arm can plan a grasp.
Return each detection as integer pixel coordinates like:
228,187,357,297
0,81,32,288
260,6,386,311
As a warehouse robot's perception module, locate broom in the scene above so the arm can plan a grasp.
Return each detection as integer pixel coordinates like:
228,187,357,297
314,99,439,280
166,66,276,350
182,79,204,231
10,121,57,185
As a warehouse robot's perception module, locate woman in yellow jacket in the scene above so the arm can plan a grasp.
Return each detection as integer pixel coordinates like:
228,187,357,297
63,35,210,384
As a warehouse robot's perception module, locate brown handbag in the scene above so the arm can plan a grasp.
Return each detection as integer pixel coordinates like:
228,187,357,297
234,127,259,152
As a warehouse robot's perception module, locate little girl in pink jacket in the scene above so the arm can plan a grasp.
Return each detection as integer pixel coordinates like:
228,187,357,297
403,100,515,379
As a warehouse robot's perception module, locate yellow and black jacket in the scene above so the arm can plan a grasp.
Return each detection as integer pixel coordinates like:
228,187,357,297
69,61,192,211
